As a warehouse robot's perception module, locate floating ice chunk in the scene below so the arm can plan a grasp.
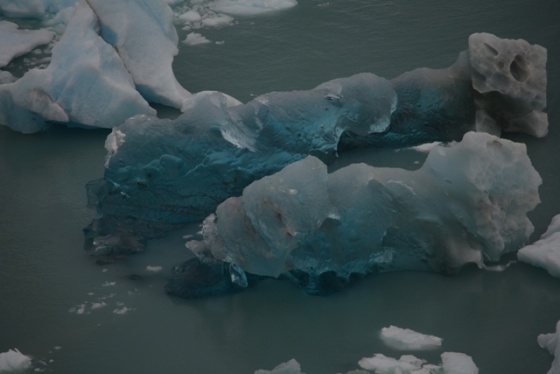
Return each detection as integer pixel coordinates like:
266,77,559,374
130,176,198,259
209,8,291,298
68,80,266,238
380,326,443,351
209,0,297,16
87,0,191,109
189,132,540,294
441,352,479,374
146,265,163,272
0,21,55,68
113,306,131,315
0,349,32,373
538,320,560,374
518,214,560,277
86,73,396,256
183,32,212,46
468,32,548,137
254,359,305,374
0,2,155,133
358,353,423,373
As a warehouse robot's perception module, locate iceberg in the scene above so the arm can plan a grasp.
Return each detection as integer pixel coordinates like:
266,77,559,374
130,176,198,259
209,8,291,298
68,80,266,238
380,325,443,351
85,73,397,255
86,0,191,109
517,214,560,277
0,21,55,68
358,352,478,374
254,359,305,374
185,132,540,294
538,320,560,374
0,1,155,133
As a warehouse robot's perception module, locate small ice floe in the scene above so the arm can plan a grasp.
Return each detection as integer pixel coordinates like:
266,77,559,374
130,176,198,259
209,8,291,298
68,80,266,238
380,325,443,350
102,281,116,287
146,265,163,272
113,306,131,315
183,32,211,46
358,352,478,374
0,348,32,373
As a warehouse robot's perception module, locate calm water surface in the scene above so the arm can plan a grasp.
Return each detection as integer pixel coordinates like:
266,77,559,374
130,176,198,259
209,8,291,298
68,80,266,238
1,1,560,373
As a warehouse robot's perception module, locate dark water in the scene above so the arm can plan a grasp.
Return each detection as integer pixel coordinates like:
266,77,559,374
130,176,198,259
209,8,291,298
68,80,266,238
1,0,560,373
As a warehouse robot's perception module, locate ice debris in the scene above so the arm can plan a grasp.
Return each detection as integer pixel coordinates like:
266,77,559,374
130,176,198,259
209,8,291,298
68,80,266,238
538,320,560,374
185,132,540,294
0,349,32,373
209,0,298,16
380,326,442,351
517,214,560,277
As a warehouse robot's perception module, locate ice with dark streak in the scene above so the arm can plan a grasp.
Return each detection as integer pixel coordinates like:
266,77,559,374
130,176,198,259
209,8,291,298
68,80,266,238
185,132,541,295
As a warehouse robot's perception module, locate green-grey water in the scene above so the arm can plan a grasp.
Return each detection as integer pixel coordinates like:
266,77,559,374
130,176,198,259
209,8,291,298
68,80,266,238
1,1,560,373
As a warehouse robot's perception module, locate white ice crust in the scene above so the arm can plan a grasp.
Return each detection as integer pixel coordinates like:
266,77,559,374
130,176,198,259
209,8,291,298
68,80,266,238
0,348,32,373
0,21,54,68
538,320,560,374
86,0,191,109
0,2,155,133
380,325,443,351
518,214,560,277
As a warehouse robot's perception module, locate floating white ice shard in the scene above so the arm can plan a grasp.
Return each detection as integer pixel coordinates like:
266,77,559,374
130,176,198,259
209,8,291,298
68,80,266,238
518,214,560,277
209,0,298,16
0,348,32,373
380,325,443,351
87,0,191,109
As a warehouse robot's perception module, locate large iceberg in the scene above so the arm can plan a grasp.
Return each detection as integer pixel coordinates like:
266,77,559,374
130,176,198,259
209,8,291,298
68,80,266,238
85,73,397,255
184,132,540,294
85,33,546,261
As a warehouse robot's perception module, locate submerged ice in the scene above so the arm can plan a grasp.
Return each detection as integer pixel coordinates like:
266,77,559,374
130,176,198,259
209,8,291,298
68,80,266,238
185,132,540,293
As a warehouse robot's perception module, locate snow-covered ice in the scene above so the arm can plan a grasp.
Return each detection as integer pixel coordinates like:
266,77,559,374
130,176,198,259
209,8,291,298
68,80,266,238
380,325,443,351
441,352,479,374
0,1,155,133
517,214,560,277
86,0,191,109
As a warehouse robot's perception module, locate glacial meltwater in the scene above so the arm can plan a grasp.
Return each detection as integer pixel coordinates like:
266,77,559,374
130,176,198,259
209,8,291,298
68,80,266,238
1,0,560,373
